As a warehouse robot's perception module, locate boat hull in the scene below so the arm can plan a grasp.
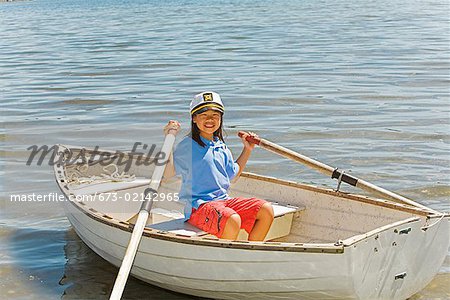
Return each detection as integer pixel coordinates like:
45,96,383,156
61,197,449,300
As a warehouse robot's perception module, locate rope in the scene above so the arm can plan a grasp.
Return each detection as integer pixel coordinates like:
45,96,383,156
421,213,446,231
66,163,135,186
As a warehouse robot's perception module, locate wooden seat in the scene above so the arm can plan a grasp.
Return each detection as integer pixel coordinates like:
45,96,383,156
239,203,304,241
148,203,305,241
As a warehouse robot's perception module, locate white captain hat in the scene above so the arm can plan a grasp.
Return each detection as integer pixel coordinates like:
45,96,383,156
190,91,225,115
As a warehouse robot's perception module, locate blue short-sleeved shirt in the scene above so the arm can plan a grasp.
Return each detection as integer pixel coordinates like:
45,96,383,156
173,135,240,219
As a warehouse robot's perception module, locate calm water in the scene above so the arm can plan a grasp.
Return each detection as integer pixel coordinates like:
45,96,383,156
1,0,449,299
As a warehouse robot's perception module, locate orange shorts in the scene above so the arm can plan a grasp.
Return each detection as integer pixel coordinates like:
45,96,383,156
187,197,268,238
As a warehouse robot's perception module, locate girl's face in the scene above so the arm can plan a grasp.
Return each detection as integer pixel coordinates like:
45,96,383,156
193,109,222,137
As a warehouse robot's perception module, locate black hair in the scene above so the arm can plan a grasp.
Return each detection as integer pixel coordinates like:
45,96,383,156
190,112,224,147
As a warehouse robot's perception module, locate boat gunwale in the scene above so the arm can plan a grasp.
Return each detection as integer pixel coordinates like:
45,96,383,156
54,145,444,253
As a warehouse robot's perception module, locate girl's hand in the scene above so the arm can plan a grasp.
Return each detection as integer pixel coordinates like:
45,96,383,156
164,120,181,136
239,131,258,151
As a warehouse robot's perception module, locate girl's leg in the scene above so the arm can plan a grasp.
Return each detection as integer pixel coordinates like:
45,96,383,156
248,203,274,241
188,201,237,239
221,213,241,240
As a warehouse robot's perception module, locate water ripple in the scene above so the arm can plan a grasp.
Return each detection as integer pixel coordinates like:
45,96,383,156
1,0,449,298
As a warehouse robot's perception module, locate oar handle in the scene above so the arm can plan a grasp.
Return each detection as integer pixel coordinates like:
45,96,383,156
238,131,261,145
239,131,335,175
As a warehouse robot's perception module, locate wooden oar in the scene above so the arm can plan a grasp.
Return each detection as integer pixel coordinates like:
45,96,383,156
238,131,438,214
110,130,177,300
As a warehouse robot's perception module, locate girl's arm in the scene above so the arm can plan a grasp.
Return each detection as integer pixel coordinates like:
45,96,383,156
162,120,181,180
163,152,176,180
234,132,257,178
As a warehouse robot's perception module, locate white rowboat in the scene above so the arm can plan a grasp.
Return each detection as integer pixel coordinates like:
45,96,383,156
54,144,449,300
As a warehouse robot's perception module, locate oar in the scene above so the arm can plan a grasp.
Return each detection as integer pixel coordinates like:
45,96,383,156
238,131,438,214
110,130,177,300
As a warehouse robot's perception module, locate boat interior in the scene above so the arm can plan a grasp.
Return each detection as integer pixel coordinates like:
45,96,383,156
60,148,428,245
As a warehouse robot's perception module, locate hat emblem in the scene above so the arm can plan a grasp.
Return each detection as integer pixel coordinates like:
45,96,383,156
203,93,213,101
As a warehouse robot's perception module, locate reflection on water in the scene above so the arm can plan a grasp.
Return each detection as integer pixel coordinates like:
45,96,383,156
1,0,449,298
0,226,202,299
0,226,66,299
61,229,200,299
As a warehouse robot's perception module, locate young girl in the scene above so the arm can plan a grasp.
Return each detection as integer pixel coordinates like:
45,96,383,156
163,91,274,241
